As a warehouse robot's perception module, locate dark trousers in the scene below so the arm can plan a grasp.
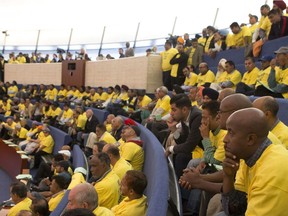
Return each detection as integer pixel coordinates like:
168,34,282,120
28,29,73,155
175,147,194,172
163,71,172,91
34,150,49,169
173,153,192,179
254,85,284,98
235,82,255,96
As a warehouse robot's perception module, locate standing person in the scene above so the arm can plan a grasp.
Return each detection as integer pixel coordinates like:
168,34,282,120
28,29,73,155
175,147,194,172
186,38,203,72
160,41,179,90
124,42,134,57
268,8,288,40
0,55,7,81
170,44,188,86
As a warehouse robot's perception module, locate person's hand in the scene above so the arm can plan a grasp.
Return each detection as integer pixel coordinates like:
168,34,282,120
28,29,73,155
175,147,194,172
270,58,276,70
165,148,172,157
223,150,239,177
166,118,178,133
195,161,207,173
199,119,209,138
179,168,202,190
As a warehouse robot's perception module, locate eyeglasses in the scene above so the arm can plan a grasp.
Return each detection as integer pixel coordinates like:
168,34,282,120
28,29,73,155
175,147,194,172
217,109,235,115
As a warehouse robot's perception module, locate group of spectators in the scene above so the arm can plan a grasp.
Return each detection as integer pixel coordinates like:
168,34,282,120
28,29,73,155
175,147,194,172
0,81,155,215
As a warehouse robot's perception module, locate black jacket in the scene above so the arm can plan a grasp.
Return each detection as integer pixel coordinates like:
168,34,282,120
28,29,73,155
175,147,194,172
174,106,203,154
85,115,99,133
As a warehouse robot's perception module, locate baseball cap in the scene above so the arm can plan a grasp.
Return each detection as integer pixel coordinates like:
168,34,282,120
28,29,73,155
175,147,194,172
58,150,71,158
259,55,274,62
74,167,87,176
274,46,288,54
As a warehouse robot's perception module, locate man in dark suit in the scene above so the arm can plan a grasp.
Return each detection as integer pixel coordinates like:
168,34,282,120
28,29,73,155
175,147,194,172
165,94,203,178
77,109,99,148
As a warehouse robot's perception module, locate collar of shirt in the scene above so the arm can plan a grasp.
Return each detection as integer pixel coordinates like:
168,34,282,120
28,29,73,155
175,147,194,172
95,168,111,183
271,118,280,131
212,126,221,136
245,138,271,167
184,110,191,127
51,190,66,198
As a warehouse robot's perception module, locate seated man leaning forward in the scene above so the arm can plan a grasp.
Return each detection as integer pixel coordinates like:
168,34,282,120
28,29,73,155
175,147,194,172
221,108,288,215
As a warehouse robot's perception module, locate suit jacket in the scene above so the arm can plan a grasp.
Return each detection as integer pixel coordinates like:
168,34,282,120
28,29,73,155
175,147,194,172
268,16,288,40
85,115,99,133
186,46,203,69
174,106,203,154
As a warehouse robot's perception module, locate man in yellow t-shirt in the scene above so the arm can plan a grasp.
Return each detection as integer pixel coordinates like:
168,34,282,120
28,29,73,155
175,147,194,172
253,96,288,149
48,175,68,211
67,183,114,215
103,144,133,180
89,153,120,209
222,108,288,216
120,120,144,171
149,86,171,120
33,127,55,168
255,55,274,92
236,57,260,95
255,47,288,98
112,170,148,216
248,14,258,35
196,62,215,87
229,22,252,48
160,40,178,90
219,60,242,89
8,182,32,216
182,66,198,90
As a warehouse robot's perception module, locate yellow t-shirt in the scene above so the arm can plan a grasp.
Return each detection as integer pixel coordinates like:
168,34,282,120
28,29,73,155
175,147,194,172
187,47,195,66
50,107,62,118
17,127,28,139
170,53,180,77
18,103,26,112
112,195,148,216
68,173,86,189
197,37,207,47
62,108,74,121
8,197,32,216
230,26,251,47
17,56,26,64
106,124,112,133
197,70,215,87
89,93,100,102
241,67,260,86
94,170,120,209
7,85,18,97
259,16,271,37
58,89,67,99
99,92,109,101
76,113,87,130
119,141,144,171
221,70,242,88
160,48,178,71
208,129,227,162
138,95,152,108
93,206,114,216
249,23,257,35
45,88,58,100
274,67,288,98
48,190,65,211
40,134,54,154
184,72,198,86
113,157,133,180
256,66,271,87
235,144,288,216
215,71,227,83
225,33,234,48
204,34,214,53
100,131,117,144
271,121,288,149
154,95,171,117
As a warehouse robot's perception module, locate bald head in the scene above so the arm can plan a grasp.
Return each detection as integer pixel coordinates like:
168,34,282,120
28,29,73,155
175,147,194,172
218,88,235,102
224,108,270,160
227,108,269,138
219,94,252,129
253,96,279,117
68,183,98,211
